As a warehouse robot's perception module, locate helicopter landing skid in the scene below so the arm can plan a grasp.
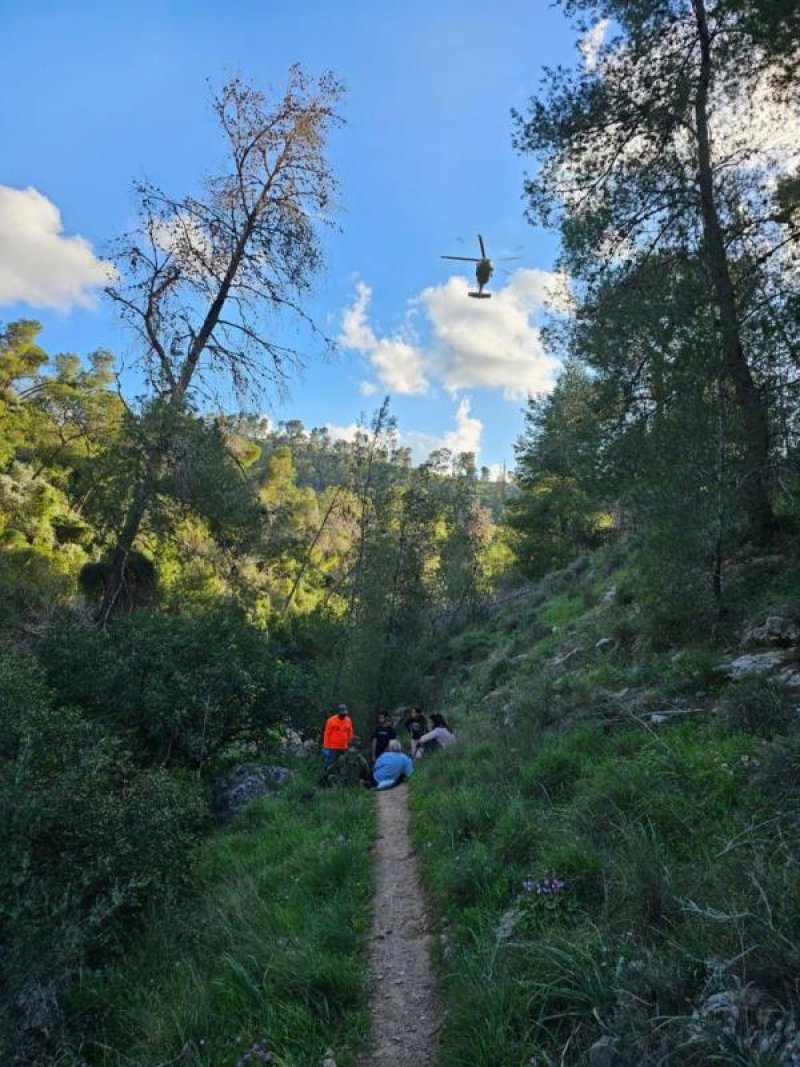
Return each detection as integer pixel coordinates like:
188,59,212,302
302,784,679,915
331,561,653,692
468,291,491,299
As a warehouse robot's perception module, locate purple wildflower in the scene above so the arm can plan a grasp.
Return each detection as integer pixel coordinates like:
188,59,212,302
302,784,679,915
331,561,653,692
522,871,566,896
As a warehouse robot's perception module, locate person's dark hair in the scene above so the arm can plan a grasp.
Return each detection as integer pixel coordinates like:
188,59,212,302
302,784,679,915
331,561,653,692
430,713,449,730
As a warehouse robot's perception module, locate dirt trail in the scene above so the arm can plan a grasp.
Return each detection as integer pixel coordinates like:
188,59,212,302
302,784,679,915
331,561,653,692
356,785,442,1067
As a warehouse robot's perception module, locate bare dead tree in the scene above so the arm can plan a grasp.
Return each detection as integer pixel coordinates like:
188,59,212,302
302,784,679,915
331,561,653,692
98,66,344,622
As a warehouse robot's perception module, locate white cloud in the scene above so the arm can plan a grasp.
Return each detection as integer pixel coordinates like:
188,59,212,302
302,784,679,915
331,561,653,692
369,337,428,394
440,397,482,456
339,268,564,404
339,281,428,394
420,270,562,399
325,421,362,444
579,18,610,72
0,185,115,310
340,281,376,350
327,399,487,472
393,427,441,463
359,379,378,396
390,398,483,467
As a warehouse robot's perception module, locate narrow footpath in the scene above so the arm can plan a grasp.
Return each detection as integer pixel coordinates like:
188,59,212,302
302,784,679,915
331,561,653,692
357,785,442,1066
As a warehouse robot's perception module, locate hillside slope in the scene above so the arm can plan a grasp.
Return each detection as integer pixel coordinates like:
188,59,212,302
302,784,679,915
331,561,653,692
411,549,800,1066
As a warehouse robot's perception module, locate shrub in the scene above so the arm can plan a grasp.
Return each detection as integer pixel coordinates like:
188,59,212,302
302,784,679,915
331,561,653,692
0,648,206,1060
65,777,374,1067
41,603,321,768
719,676,798,738
755,733,800,803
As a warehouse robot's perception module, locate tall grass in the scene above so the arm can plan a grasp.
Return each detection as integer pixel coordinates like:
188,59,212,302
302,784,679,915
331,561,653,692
411,721,800,1066
67,775,375,1067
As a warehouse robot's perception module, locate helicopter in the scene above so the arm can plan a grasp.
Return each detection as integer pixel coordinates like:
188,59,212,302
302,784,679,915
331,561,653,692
440,234,519,298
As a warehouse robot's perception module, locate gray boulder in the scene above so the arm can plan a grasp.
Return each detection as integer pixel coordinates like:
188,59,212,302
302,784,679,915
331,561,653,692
211,763,293,822
743,615,800,649
281,727,317,758
722,650,785,679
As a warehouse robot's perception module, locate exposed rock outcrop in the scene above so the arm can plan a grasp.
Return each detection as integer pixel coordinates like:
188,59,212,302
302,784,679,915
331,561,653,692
211,763,293,822
742,614,800,649
722,650,786,678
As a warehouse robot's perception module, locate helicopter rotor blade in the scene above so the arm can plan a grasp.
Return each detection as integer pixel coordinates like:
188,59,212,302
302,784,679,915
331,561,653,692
478,234,487,258
441,255,481,262
496,256,522,262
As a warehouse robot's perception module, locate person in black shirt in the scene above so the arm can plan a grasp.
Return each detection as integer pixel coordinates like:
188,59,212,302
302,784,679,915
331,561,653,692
371,712,397,762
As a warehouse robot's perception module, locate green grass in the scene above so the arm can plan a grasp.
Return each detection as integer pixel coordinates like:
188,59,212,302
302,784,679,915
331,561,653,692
540,592,586,629
413,545,800,1063
67,773,375,1067
411,718,800,1067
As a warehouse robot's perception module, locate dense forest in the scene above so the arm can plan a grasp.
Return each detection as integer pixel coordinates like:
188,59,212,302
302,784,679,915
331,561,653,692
2,0,800,1064
0,312,515,1060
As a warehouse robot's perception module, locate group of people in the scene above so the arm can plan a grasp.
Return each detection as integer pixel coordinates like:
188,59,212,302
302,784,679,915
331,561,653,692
320,703,456,791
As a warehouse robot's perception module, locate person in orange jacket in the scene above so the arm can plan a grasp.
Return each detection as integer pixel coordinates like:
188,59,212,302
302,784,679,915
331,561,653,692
322,704,354,767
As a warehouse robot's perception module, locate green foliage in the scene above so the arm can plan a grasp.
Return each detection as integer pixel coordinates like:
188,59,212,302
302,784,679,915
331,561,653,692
0,321,49,468
412,716,799,1066
67,772,374,1067
0,648,206,1062
0,322,126,633
719,676,799,738
161,414,264,547
508,363,611,577
506,0,800,614
409,547,800,1066
0,467,92,628
41,605,319,768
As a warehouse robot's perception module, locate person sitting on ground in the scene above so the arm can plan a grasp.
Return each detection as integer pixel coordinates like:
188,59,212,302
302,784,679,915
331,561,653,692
417,713,456,756
322,738,373,788
372,739,414,791
404,706,429,758
371,711,397,762
322,703,353,768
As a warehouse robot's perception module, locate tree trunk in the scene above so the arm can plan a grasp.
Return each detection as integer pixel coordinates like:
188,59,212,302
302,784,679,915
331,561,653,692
692,0,775,543
97,440,166,624
97,187,265,625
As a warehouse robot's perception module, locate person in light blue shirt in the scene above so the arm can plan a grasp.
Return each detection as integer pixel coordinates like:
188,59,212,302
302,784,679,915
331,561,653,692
372,740,414,790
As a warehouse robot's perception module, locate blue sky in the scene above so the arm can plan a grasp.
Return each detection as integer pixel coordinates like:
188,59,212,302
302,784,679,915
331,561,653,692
1,0,581,474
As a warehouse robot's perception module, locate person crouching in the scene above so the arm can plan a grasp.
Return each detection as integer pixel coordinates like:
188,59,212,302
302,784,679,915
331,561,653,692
322,738,373,788
372,739,414,791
